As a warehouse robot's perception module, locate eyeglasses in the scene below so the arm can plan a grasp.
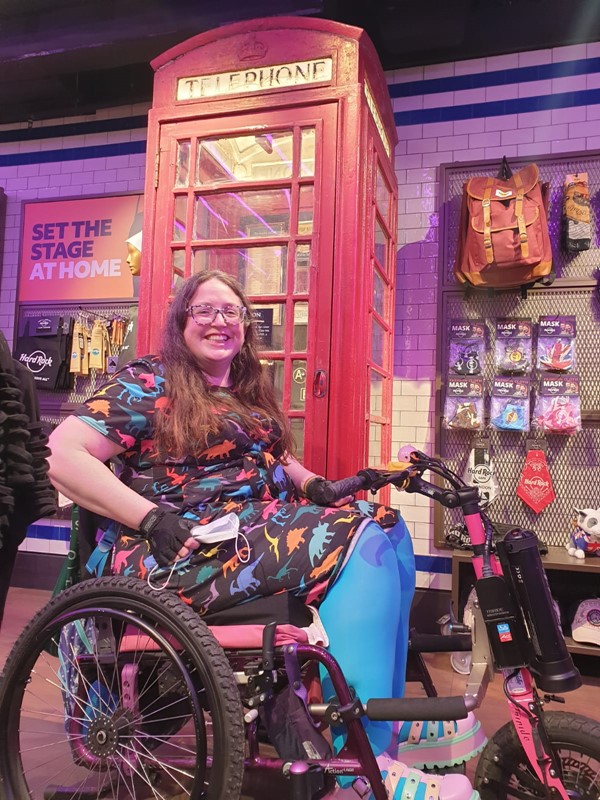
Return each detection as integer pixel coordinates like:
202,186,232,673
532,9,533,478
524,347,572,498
186,303,247,325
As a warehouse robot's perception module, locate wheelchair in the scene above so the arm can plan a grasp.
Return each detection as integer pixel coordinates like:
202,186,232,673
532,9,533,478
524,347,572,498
3,454,600,800
0,572,470,800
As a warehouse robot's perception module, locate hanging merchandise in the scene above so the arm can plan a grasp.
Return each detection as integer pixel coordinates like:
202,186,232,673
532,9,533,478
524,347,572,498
453,159,553,290
69,315,91,376
566,508,600,559
13,316,68,390
115,306,139,371
462,436,499,508
448,319,486,376
489,375,530,432
536,315,576,373
54,317,75,391
533,373,582,435
88,319,112,373
443,377,484,430
494,318,533,374
516,441,555,514
563,172,591,252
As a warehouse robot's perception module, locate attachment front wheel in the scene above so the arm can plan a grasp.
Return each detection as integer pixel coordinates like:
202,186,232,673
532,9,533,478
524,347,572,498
475,711,600,800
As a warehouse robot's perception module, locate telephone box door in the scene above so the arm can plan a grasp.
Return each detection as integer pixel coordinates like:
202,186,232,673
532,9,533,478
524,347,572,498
150,104,338,470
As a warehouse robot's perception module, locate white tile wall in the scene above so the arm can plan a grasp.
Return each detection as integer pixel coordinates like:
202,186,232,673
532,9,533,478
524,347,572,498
390,44,600,588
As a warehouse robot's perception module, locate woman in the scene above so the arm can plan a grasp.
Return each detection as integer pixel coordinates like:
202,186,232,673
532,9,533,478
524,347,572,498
48,271,482,800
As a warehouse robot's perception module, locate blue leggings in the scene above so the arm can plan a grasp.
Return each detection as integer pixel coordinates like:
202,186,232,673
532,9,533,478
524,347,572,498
319,518,416,756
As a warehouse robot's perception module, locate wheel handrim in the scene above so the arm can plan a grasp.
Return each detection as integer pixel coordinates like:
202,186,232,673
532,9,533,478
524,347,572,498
2,607,213,799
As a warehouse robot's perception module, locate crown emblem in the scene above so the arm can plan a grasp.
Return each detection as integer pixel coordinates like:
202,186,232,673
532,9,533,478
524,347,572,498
239,35,268,62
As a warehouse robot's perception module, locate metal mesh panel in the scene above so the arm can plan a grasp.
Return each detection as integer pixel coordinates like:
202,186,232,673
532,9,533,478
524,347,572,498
437,152,600,548
440,424,600,547
441,152,600,288
442,288,600,411
19,302,134,425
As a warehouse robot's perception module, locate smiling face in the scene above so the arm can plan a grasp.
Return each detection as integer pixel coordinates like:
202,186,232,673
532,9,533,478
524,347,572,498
183,277,246,385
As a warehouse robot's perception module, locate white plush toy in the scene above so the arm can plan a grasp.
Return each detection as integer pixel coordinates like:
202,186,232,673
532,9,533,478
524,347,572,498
566,508,600,559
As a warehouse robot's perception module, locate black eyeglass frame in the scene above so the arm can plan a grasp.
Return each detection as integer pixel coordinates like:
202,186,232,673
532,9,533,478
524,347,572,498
186,303,248,325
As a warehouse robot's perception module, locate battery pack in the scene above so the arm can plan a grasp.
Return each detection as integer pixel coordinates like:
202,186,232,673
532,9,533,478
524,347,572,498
474,574,528,670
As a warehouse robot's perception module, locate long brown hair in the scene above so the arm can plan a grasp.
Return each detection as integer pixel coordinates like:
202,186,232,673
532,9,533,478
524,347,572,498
154,271,293,458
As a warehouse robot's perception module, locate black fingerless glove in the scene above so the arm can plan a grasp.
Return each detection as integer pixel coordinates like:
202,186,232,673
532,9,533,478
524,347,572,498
138,506,196,567
303,476,335,506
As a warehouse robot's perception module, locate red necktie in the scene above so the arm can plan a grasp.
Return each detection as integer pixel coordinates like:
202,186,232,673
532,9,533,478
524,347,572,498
516,448,555,513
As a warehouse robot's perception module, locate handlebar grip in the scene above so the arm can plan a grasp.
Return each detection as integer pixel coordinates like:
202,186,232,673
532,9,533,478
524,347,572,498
309,474,370,505
366,695,471,722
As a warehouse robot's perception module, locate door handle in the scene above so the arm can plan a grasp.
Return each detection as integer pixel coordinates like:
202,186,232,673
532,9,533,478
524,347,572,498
313,369,327,398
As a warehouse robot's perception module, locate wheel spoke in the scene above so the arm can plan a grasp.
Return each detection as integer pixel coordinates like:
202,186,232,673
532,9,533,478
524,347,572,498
0,577,244,800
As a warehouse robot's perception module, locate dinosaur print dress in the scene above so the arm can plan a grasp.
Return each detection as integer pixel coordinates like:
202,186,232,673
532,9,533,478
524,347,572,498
73,356,399,616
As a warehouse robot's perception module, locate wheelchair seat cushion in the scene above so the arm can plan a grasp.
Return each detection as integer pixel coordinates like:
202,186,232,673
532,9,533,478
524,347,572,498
203,591,313,628
119,593,329,652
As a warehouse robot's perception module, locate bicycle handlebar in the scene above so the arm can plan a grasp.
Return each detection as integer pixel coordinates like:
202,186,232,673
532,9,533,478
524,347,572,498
313,464,422,506
308,473,371,505
366,695,472,721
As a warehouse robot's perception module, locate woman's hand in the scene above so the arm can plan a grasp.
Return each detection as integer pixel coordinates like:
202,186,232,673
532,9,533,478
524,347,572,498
138,507,200,567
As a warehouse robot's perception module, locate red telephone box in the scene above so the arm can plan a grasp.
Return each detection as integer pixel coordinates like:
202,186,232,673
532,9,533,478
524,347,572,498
139,16,398,479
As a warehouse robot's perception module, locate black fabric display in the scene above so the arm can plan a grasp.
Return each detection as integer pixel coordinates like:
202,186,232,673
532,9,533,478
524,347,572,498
0,331,57,628
14,334,64,389
14,316,73,391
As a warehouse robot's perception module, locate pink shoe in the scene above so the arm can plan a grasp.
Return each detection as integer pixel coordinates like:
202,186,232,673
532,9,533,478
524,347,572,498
393,712,487,769
326,753,479,800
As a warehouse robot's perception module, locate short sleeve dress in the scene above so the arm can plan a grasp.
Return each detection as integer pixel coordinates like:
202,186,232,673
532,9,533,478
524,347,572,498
73,357,399,616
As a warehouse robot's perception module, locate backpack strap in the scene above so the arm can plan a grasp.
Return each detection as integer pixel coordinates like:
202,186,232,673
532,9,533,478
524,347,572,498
85,521,120,577
513,170,529,260
482,178,494,264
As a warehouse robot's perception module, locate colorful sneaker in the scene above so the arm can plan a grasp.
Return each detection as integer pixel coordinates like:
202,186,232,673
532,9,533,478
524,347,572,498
326,753,480,800
393,712,487,769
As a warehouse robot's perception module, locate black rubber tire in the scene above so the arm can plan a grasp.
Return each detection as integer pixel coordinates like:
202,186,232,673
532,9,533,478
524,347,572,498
0,576,245,800
475,711,600,800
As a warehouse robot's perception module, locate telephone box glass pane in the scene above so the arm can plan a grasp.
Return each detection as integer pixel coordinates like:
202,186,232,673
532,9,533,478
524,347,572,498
300,128,315,177
172,250,185,290
193,246,287,295
173,196,187,241
374,219,388,267
298,185,314,234
175,140,191,187
196,132,294,184
373,268,385,317
294,243,311,294
376,164,391,224
193,190,290,240
370,370,384,416
263,359,284,404
291,359,307,410
369,423,382,467
192,248,239,277
252,304,285,351
290,419,305,460
293,302,308,351
371,319,385,367
243,246,287,294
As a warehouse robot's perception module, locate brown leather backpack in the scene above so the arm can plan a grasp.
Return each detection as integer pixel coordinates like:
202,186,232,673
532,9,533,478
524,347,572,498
454,162,553,290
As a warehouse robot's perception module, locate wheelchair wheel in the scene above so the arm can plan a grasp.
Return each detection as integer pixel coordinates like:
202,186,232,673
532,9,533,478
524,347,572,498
0,576,244,800
475,711,600,800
